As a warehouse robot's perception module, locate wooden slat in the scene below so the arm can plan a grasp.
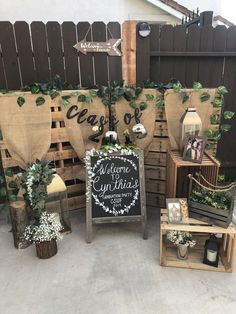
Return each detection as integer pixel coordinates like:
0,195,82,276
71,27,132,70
92,22,108,85
0,21,21,89
14,21,36,85
146,192,165,207
136,23,150,83
144,152,166,166
46,194,86,211
46,22,65,81
107,22,122,82
77,22,94,87
62,22,79,85
56,165,84,181
31,22,50,82
150,24,161,82
173,25,186,84
51,128,69,143
185,24,200,87
145,179,165,194
145,165,166,180
159,25,174,83
149,137,169,152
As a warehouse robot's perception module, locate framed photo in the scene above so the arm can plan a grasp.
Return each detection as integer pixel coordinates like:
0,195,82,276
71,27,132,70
166,198,189,224
166,199,182,224
182,136,206,163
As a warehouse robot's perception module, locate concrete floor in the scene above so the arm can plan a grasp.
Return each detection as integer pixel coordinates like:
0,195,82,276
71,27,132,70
0,208,236,314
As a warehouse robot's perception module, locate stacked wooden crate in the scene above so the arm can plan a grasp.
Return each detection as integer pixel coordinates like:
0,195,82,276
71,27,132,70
144,107,169,208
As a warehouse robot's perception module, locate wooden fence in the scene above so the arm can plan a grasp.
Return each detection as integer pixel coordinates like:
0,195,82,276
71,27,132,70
0,21,122,89
136,23,236,170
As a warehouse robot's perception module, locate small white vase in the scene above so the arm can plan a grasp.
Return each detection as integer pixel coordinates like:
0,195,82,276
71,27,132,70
177,244,188,260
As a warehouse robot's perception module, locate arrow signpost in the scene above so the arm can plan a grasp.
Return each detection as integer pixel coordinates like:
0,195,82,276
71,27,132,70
73,38,122,56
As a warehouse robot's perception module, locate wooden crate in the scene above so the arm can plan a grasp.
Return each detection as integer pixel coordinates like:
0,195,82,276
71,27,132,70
160,209,236,272
166,150,220,199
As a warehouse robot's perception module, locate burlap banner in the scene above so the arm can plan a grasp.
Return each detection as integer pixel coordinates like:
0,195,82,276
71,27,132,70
164,89,217,149
0,93,51,169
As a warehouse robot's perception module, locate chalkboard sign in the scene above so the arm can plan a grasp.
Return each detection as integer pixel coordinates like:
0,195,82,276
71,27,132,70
85,148,147,242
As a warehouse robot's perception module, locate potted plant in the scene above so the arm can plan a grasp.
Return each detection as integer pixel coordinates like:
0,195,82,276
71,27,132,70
167,230,196,260
24,212,63,259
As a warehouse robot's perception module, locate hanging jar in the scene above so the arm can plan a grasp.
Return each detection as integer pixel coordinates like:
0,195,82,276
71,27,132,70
179,107,202,150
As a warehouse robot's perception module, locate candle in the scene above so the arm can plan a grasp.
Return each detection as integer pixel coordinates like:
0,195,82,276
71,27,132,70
207,249,217,262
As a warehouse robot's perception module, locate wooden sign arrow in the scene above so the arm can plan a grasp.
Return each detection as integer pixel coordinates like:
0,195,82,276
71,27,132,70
73,39,122,56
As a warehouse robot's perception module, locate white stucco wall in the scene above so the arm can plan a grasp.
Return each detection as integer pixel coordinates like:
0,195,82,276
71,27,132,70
0,0,180,24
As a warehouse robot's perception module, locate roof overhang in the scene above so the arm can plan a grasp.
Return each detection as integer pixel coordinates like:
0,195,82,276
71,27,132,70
146,0,183,20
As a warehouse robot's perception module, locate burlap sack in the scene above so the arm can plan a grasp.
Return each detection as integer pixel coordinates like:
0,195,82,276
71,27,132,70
61,90,107,160
115,89,158,149
0,92,51,169
164,89,217,149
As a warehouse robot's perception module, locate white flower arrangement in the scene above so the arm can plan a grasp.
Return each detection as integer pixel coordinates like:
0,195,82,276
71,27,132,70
24,212,63,243
167,231,196,247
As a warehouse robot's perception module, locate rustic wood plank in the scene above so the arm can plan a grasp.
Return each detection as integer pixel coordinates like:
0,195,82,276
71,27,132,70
159,25,174,84
144,152,166,166
62,22,79,85
0,21,21,89
173,25,186,84
185,24,200,87
31,22,50,82
136,22,150,83
77,22,94,87
46,22,65,81
107,22,122,82
14,21,36,85
92,21,108,85
150,24,160,83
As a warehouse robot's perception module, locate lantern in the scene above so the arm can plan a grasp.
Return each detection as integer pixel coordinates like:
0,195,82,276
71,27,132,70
179,107,202,149
203,234,220,267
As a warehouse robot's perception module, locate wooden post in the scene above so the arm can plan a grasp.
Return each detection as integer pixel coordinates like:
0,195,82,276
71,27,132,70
122,20,137,85
10,200,30,249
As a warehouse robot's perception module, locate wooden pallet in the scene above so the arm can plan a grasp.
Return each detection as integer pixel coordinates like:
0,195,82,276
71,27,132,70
160,209,236,272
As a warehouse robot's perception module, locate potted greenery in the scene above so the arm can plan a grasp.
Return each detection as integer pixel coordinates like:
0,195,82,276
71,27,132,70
167,230,196,260
24,212,63,259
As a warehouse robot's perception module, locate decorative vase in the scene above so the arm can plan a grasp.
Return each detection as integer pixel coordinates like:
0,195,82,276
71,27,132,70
177,244,188,260
35,239,57,259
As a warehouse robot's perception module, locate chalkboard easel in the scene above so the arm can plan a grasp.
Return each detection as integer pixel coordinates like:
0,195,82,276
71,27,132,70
85,148,147,243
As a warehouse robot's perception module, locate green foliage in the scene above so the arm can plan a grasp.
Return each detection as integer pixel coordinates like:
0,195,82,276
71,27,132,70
190,185,232,210
0,186,7,197
60,95,71,107
218,174,225,183
206,129,221,140
8,180,17,189
193,82,202,90
223,111,235,120
172,82,182,92
22,160,54,219
139,102,148,111
17,96,25,107
210,114,220,125
85,96,93,104
205,142,213,150
71,91,79,97
220,124,231,132
180,91,189,103
145,94,154,101
49,89,60,100
36,97,45,106
200,92,210,102
0,89,8,94
129,101,137,109
212,96,223,108
156,96,164,108
89,90,97,97
5,168,14,177
217,86,228,95
77,94,86,102
8,194,17,202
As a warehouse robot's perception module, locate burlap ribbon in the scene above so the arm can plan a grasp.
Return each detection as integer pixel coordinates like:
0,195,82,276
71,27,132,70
164,89,217,149
115,89,158,149
61,91,107,160
0,92,51,169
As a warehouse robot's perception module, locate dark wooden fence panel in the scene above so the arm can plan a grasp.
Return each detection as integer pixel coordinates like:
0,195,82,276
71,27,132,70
0,21,122,89
0,22,21,89
46,22,65,81
14,21,36,85
136,23,236,167
92,22,108,85
107,22,122,82
31,22,51,82
62,22,79,85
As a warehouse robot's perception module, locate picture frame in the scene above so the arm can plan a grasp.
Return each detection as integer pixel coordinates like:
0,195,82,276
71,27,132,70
182,136,206,163
166,198,189,224
166,199,182,224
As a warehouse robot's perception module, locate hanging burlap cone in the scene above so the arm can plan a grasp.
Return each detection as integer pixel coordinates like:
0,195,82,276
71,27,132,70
115,89,158,150
164,88,217,150
0,92,51,169
61,90,107,160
